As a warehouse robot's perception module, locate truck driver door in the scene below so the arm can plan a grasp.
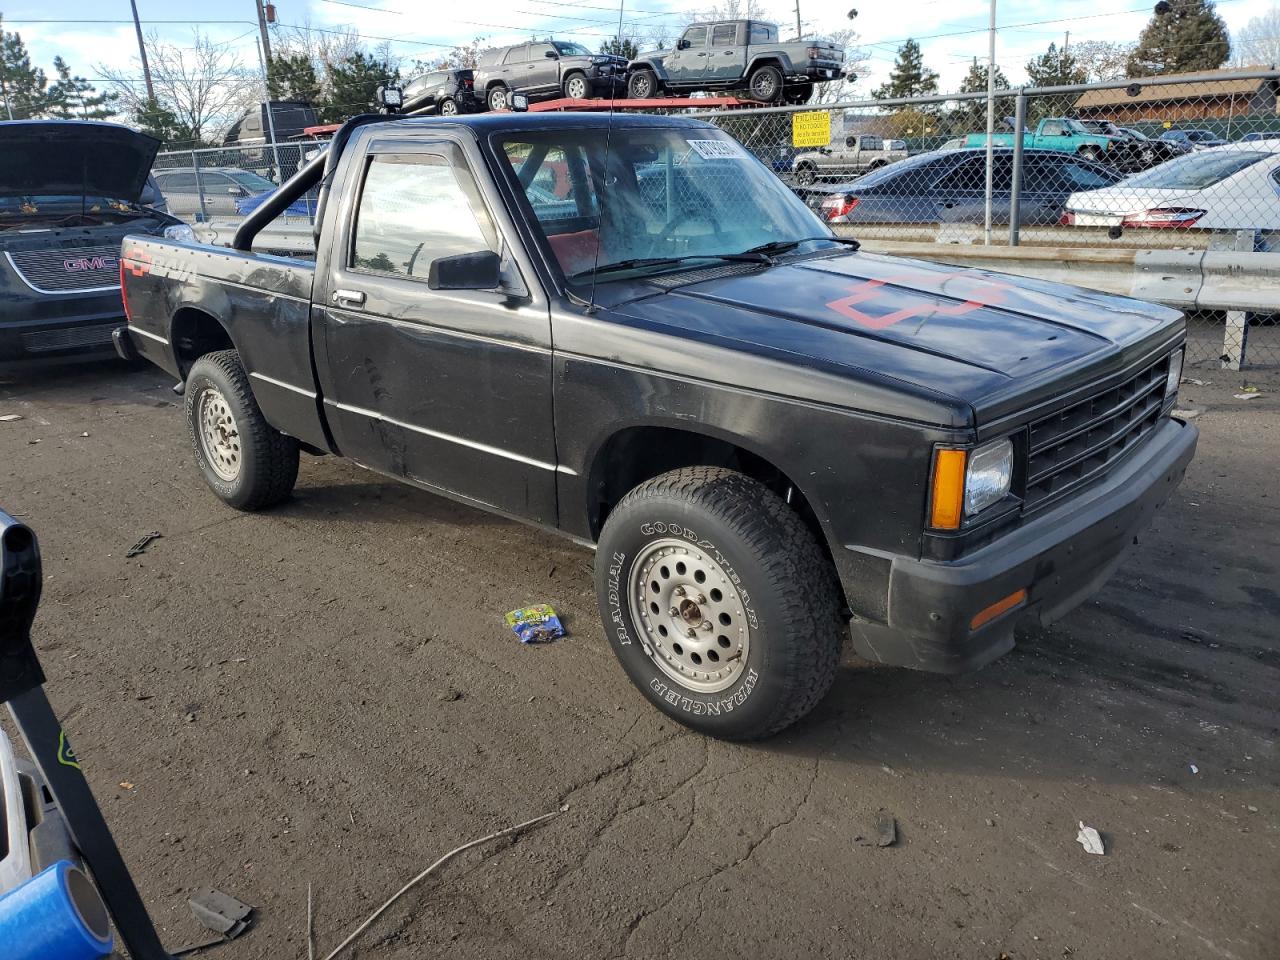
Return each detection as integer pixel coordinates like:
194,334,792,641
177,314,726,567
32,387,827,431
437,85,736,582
313,134,558,525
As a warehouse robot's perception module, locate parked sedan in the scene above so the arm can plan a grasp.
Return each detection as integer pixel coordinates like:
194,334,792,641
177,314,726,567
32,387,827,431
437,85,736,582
1063,142,1280,231
804,148,1122,226
151,167,281,219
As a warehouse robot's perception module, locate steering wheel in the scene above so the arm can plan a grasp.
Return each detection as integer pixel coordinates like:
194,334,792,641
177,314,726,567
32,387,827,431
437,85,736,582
643,209,715,257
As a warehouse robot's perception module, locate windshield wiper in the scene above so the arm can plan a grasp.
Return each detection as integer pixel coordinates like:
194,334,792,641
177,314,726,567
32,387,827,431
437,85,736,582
738,236,861,258
567,251,770,281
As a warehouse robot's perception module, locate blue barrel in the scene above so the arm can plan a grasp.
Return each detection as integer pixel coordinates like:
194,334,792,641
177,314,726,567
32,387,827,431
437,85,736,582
0,860,113,959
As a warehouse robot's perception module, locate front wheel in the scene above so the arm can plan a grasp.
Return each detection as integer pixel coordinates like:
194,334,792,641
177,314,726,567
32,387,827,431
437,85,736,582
747,65,784,102
185,350,298,511
595,467,845,740
795,162,817,185
628,69,659,99
563,72,591,100
487,85,509,111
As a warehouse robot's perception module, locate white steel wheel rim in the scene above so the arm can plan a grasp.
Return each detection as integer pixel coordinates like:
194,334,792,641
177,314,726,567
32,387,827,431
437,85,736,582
628,538,751,694
197,387,241,482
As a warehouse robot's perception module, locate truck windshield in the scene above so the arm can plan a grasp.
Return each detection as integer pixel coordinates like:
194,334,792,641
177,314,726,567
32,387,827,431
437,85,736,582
499,128,832,281
554,42,592,56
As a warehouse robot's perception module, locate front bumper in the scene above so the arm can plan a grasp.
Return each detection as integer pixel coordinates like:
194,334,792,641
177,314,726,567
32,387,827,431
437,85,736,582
848,417,1198,673
0,313,123,364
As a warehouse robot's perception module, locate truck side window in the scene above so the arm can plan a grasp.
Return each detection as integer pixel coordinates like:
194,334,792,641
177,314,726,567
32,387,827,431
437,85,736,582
711,24,737,46
1041,121,1065,137
682,26,708,48
749,22,776,43
351,154,496,279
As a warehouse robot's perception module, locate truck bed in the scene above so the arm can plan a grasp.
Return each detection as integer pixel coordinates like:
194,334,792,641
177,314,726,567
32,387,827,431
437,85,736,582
120,237,331,451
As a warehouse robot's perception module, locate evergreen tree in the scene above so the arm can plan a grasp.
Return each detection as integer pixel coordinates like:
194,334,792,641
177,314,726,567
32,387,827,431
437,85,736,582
0,16,50,119
268,52,322,105
1127,0,1230,76
601,36,638,60
320,51,398,123
47,56,116,120
1025,42,1087,88
948,58,1014,135
134,96,193,146
872,39,939,100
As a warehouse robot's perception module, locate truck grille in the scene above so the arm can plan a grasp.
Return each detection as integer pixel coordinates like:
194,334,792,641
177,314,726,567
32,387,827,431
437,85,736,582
22,323,116,353
1024,354,1171,511
5,245,121,294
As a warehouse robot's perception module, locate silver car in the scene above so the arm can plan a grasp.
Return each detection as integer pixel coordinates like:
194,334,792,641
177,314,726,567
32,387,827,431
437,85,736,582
151,167,279,220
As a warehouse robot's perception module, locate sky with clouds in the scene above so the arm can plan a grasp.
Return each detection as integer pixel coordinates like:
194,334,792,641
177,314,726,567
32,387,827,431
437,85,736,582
4,0,1279,98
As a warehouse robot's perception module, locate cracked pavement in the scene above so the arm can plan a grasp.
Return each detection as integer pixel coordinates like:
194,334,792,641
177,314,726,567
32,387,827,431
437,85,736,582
2,362,1277,960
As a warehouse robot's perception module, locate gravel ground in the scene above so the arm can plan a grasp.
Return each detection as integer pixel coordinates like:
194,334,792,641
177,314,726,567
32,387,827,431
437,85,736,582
1,359,1277,960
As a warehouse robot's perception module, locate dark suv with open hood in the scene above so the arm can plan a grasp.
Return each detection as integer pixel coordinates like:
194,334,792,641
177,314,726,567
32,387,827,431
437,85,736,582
0,120,190,364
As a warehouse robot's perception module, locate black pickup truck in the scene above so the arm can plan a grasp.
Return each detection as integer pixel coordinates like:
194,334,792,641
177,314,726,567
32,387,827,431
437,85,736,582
117,112,1196,739
0,120,191,365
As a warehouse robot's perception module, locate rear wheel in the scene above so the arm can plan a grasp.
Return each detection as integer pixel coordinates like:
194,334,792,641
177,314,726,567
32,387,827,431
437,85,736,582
563,72,591,100
487,85,509,111
747,65,784,102
785,82,814,104
595,467,845,740
185,350,298,511
795,162,817,185
628,69,659,99
439,97,459,116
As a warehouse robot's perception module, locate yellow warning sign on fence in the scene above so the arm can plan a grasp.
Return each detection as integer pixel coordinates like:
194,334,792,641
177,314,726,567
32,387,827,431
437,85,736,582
792,111,831,148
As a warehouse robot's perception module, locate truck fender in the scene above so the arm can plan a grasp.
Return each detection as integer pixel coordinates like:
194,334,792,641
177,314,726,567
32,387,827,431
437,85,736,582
631,58,669,84
748,53,793,76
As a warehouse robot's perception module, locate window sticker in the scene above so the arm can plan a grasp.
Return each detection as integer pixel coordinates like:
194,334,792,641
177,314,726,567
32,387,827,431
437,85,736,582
685,139,744,160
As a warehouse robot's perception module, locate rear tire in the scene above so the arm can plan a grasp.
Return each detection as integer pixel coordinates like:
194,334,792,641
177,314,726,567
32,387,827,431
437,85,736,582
185,350,298,511
747,65,784,102
785,83,814,104
487,85,509,111
439,97,459,116
595,467,845,740
628,69,659,99
563,72,591,100
795,162,817,185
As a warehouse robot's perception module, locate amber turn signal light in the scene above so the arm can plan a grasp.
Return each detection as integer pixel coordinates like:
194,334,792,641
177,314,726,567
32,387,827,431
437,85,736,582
929,448,967,530
970,588,1028,631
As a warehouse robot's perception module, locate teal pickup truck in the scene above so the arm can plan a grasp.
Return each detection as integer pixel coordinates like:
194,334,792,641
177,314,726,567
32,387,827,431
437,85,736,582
965,118,1121,163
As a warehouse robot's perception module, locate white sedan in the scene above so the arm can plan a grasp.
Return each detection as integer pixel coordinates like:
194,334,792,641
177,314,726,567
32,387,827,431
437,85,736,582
1062,140,1280,231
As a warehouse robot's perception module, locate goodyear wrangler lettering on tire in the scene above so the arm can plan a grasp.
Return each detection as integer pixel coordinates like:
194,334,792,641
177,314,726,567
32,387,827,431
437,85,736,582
606,550,632,646
649,669,760,716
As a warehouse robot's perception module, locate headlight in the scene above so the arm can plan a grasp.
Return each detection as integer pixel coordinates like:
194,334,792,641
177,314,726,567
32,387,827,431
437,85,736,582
964,438,1014,516
163,223,196,244
1165,347,1184,398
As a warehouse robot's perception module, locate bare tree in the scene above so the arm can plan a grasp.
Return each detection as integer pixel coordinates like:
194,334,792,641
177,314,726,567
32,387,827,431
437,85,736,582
1234,6,1280,66
811,28,870,104
1069,40,1135,83
99,30,258,143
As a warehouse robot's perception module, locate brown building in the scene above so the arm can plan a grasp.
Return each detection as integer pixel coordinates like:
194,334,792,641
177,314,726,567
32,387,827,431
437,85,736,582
1072,68,1280,125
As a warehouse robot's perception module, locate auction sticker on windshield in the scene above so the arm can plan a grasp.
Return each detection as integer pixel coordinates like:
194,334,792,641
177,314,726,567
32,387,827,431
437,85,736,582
686,139,744,160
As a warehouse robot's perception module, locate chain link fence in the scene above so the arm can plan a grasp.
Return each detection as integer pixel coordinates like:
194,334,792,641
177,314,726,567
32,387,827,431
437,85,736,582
151,70,1280,367
688,70,1280,368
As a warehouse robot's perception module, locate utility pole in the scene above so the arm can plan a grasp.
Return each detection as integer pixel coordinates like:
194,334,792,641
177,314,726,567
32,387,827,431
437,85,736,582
255,0,273,66
795,0,802,40
129,0,155,104
982,0,996,245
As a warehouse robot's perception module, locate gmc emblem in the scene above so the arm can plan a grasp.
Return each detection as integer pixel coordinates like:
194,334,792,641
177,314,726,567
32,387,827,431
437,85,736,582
64,256,117,272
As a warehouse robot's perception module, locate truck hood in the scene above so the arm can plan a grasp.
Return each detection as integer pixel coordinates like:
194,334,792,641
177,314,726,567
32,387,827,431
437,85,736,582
612,251,1182,425
0,121,160,202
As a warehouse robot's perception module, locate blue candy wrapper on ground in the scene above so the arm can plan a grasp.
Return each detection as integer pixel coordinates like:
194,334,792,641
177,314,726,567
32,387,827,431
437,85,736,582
505,604,566,643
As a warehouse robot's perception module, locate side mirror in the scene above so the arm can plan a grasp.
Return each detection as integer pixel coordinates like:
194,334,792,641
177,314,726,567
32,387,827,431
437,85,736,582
544,50,559,59
428,250,501,291
677,38,690,49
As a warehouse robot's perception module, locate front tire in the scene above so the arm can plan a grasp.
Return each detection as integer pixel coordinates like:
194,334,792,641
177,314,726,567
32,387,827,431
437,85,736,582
595,467,844,740
487,85,509,111
795,162,817,185
185,350,298,511
563,72,591,99
627,69,658,99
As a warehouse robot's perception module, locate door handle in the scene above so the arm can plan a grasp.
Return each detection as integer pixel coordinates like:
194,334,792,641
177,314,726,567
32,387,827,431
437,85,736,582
724,50,735,55
696,52,706,57
332,288,366,306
